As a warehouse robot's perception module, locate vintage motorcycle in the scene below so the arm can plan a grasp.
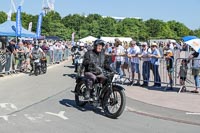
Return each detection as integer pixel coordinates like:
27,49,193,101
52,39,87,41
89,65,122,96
74,52,84,76
32,58,41,76
73,71,126,119
31,57,47,76
40,57,47,74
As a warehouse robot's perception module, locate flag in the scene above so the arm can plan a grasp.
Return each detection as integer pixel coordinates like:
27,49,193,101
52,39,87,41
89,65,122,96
28,22,32,32
16,6,22,37
71,32,75,46
36,13,43,38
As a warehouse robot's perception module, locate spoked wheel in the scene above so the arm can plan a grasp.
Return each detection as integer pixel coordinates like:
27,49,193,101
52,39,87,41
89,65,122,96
103,87,126,119
75,81,87,107
34,68,39,76
42,64,47,74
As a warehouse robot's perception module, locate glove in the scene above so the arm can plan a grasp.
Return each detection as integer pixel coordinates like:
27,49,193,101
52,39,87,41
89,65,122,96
94,66,103,75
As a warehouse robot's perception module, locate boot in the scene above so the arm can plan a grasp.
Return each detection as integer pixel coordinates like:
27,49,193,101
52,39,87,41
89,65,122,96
74,64,78,72
84,88,90,100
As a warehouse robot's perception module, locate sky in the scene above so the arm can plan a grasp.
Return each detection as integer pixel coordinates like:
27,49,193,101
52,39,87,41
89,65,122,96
0,0,199,30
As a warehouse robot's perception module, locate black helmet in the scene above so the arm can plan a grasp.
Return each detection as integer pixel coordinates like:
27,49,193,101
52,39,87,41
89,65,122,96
93,39,105,47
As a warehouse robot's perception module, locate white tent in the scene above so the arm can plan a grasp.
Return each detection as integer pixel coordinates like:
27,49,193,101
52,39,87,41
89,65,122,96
79,36,97,43
100,37,132,43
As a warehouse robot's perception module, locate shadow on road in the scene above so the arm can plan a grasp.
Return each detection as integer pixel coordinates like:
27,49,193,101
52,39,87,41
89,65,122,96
59,99,105,116
63,73,77,79
147,86,180,93
64,65,75,69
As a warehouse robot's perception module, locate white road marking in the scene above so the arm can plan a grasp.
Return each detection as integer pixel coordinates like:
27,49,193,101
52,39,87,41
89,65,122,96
0,115,9,121
24,114,44,122
0,103,18,111
186,112,200,115
45,111,68,120
125,106,135,112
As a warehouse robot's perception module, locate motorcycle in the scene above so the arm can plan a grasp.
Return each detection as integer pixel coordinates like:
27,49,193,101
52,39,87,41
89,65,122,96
73,71,126,119
77,56,84,76
74,52,84,76
40,57,47,74
32,58,41,76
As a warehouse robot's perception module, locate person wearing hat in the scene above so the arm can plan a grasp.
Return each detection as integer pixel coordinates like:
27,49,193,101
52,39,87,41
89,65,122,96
82,39,113,100
114,38,125,77
164,49,174,90
148,42,161,87
29,42,45,74
140,42,151,87
74,42,87,73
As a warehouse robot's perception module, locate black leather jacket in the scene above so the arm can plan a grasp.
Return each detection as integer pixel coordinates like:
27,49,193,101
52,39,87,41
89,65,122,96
83,49,112,75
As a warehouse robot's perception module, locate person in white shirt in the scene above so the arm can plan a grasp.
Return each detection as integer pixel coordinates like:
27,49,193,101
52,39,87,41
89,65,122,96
128,40,141,85
53,42,59,63
114,39,125,77
48,41,54,63
149,42,161,87
140,42,151,86
188,51,200,93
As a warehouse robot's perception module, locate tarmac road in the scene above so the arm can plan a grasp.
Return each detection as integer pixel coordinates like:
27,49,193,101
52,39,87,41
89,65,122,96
0,60,199,133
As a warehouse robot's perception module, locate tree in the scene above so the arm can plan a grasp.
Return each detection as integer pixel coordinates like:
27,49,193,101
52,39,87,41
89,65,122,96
145,19,174,39
61,14,86,39
98,17,117,37
0,11,7,23
167,20,191,38
193,29,200,38
1,10,199,41
46,20,71,40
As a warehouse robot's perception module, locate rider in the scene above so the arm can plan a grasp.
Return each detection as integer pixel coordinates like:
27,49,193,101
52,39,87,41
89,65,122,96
29,42,45,73
74,42,87,72
82,39,113,100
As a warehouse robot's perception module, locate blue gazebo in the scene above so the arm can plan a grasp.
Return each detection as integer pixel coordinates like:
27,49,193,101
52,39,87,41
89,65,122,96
0,20,36,38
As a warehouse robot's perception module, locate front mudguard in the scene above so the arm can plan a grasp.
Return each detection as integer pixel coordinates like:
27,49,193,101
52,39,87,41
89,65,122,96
100,84,125,100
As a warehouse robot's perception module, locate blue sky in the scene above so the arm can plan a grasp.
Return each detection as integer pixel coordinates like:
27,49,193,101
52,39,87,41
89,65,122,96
0,0,199,30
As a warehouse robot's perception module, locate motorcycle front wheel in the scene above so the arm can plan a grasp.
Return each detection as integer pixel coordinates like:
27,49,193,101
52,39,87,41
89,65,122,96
103,86,126,119
34,66,40,76
42,64,47,74
75,81,87,107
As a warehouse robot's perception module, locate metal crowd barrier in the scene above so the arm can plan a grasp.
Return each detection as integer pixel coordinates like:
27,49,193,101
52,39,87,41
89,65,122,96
174,58,200,93
118,50,198,93
0,48,71,75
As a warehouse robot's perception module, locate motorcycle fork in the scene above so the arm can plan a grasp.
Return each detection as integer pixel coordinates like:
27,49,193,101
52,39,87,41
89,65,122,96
109,83,117,103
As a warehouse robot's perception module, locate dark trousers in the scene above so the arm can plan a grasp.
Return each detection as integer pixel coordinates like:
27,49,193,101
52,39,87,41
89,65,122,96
84,72,106,89
84,72,97,89
142,61,150,85
152,64,161,86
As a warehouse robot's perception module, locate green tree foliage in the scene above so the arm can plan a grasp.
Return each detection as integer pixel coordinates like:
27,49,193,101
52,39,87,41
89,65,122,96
0,11,7,23
193,28,200,38
0,11,199,41
145,19,175,39
167,20,191,38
